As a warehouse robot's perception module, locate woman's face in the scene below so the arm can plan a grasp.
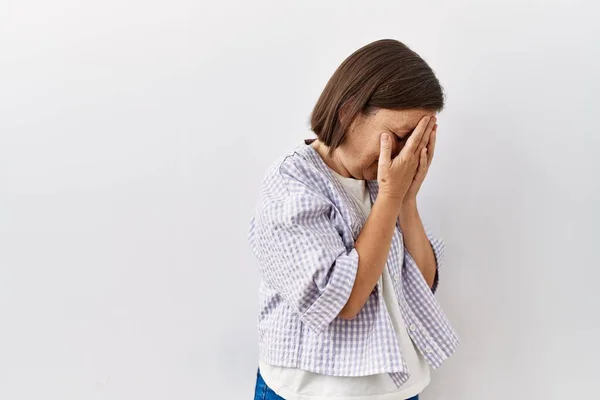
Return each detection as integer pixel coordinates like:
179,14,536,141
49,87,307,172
334,108,437,180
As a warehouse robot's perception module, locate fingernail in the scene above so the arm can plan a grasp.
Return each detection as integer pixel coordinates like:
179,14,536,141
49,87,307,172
381,134,389,143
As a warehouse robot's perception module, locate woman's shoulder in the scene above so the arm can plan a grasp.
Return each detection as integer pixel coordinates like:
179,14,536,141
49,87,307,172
262,146,322,187
258,145,332,204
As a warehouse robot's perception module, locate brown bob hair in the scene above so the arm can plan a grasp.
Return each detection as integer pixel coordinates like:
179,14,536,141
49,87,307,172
310,39,444,151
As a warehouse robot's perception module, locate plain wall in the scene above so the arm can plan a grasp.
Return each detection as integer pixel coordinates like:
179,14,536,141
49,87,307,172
1,0,599,399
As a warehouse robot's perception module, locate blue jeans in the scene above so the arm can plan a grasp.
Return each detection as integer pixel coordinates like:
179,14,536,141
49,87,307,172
254,369,419,400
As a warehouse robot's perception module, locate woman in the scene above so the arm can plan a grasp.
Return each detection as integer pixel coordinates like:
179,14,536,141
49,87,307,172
249,39,458,400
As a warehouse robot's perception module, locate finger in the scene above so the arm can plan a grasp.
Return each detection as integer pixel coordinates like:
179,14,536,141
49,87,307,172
416,116,436,153
378,133,392,170
420,147,428,172
403,116,431,154
427,126,437,165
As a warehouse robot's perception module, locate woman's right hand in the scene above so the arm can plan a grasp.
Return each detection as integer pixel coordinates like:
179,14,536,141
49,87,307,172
377,116,436,205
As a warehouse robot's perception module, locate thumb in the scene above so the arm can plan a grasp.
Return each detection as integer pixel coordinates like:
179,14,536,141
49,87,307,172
378,133,392,171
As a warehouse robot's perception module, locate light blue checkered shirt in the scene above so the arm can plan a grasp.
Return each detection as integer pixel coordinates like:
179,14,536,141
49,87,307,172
249,145,459,387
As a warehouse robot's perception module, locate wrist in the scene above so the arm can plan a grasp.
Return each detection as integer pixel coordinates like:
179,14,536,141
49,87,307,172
376,194,405,216
399,200,418,216
401,197,418,209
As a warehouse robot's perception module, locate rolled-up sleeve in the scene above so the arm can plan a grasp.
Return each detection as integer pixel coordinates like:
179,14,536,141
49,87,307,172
249,190,359,335
404,229,445,293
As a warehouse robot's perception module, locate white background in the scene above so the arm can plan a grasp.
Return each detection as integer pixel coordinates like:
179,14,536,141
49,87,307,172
1,1,599,399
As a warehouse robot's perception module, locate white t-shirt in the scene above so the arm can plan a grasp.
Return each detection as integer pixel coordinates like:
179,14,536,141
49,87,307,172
259,170,430,400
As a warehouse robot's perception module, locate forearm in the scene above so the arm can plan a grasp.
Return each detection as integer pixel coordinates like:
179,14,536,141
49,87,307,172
398,201,437,288
339,195,398,319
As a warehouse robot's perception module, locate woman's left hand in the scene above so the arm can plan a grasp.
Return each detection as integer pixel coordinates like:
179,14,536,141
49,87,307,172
403,123,437,205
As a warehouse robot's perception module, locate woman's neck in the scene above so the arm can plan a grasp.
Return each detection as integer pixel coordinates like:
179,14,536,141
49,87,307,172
311,140,353,179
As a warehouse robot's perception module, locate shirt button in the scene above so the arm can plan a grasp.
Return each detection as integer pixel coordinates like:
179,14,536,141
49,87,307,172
425,346,433,353
393,272,399,282
409,324,417,332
